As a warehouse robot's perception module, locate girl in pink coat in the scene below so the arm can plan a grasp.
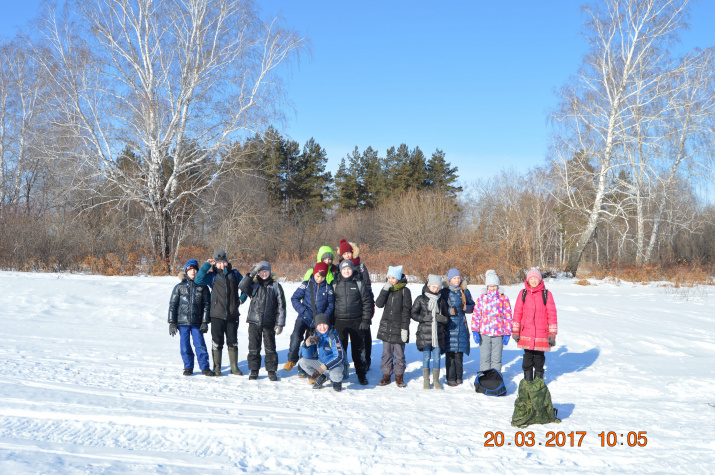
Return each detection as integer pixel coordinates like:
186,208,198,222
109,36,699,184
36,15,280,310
511,269,558,381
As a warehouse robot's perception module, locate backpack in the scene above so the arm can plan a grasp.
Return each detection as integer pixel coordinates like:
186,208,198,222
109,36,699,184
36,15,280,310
511,378,561,428
474,369,506,397
521,288,549,305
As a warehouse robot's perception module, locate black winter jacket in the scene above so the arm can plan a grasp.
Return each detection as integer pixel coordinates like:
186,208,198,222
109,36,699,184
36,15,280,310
332,273,373,323
195,262,244,321
410,285,450,351
168,276,211,326
375,277,412,343
239,273,287,327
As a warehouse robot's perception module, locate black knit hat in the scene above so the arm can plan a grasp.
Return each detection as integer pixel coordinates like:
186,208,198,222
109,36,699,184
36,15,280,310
314,313,329,326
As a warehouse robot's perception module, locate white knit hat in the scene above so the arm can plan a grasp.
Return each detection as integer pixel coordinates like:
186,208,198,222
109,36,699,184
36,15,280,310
485,269,500,287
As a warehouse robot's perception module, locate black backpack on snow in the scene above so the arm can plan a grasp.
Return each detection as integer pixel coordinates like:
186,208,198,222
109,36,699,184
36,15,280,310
474,369,507,397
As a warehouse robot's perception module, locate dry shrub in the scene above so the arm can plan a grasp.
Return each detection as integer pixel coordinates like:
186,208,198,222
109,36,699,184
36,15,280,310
575,279,592,286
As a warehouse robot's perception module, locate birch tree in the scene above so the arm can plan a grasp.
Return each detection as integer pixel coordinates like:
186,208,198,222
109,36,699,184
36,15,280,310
552,0,690,275
38,0,304,269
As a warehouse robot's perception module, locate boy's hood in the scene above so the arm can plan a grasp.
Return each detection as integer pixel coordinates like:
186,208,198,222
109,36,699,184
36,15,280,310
316,245,335,263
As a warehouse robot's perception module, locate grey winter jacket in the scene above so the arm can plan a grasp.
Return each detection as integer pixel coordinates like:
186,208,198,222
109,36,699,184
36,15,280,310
239,273,286,327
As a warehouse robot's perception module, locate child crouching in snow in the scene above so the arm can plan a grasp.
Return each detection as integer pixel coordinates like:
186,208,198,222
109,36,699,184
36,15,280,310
299,313,346,391
168,260,214,377
472,270,512,372
512,268,558,381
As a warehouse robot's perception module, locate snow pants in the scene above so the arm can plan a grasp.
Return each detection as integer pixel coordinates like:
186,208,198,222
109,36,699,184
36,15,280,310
445,351,464,382
334,319,367,377
211,317,238,350
522,349,545,373
380,342,406,376
298,357,344,383
247,323,278,372
287,318,312,364
479,335,503,372
362,326,373,369
179,325,210,371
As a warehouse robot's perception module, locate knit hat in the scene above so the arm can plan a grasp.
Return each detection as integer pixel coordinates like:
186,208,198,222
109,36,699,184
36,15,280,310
338,239,353,256
184,259,199,272
212,249,228,263
256,260,271,273
427,274,442,288
314,262,329,276
484,269,500,287
387,265,403,281
314,313,329,326
446,268,461,281
339,260,354,271
526,268,542,282
320,251,334,262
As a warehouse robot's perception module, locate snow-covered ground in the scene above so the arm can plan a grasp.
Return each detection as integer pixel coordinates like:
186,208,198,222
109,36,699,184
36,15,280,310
0,271,713,474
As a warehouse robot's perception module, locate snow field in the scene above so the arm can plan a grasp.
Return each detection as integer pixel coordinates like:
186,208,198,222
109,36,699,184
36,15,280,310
0,271,713,473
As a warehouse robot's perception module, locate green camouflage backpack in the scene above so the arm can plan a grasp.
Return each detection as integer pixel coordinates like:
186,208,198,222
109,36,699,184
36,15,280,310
511,378,561,428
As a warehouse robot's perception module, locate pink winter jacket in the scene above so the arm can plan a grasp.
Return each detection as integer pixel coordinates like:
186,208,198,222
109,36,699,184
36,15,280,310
511,280,557,352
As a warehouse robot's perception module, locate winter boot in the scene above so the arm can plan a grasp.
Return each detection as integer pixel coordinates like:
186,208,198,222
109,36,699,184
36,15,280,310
447,379,458,387
423,368,431,390
267,371,278,381
283,361,296,371
183,368,193,376
332,381,342,392
378,374,392,386
249,370,259,380
212,350,222,377
298,366,308,378
358,374,368,385
228,348,243,375
524,369,534,381
432,369,444,390
201,369,214,377
395,374,406,388
312,374,327,389
534,370,544,380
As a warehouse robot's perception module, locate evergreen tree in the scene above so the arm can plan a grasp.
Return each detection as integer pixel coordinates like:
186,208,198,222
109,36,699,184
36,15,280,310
426,148,462,196
360,146,383,208
334,149,362,212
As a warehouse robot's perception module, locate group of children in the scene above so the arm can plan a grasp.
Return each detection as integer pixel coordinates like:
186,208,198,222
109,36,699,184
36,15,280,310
167,241,559,392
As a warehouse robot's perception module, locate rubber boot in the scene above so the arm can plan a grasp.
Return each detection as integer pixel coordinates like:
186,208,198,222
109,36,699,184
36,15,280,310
524,369,534,381
212,350,222,377
423,368,431,390
534,370,544,380
432,369,443,390
228,347,243,375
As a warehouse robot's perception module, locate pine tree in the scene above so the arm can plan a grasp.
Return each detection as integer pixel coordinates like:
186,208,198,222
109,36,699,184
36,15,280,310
361,146,383,208
426,148,462,196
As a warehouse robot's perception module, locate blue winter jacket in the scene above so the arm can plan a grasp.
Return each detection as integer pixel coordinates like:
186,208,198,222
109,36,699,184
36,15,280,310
303,327,345,370
441,283,475,355
290,277,334,328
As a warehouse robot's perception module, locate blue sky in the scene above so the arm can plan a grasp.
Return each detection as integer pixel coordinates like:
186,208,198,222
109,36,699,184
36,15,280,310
3,0,714,185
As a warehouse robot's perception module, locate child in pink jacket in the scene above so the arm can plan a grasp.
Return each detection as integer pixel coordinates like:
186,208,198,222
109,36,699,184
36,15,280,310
471,270,512,372
511,268,558,381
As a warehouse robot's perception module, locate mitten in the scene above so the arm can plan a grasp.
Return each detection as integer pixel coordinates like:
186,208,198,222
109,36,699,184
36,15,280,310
359,320,370,331
306,335,319,345
200,323,208,334
502,335,510,346
513,334,520,343
275,326,283,335
548,334,556,347
401,329,408,343
251,263,262,274
383,282,391,291
169,323,178,337
472,331,481,345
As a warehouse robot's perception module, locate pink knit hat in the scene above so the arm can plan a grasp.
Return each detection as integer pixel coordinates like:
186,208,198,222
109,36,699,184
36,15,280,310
526,268,542,282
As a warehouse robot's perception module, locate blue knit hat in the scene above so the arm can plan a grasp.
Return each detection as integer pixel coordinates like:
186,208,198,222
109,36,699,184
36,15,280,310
184,259,199,272
387,265,402,281
446,268,461,281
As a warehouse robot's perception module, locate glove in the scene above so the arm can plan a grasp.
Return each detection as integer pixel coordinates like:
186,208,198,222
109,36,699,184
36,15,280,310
275,326,283,335
200,323,208,334
401,329,408,343
306,335,319,345
548,334,556,347
513,334,520,343
473,331,481,345
359,320,370,331
251,263,262,275
383,282,392,291
503,335,510,346
169,323,178,337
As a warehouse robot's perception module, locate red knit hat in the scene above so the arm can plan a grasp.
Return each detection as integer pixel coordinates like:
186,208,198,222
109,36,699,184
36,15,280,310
313,262,329,276
338,239,353,256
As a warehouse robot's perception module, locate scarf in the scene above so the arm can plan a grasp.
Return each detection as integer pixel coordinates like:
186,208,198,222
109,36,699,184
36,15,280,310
425,292,440,347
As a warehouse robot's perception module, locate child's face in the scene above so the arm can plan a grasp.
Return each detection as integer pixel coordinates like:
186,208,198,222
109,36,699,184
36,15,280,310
187,268,197,280
215,261,227,270
322,257,333,266
342,251,353,260
528,277,541,288
316,323,328,334
258,270,271,280
314,272,325,284
450,275,461,286
428,284,440,294
487,285,498,293
341,267,353,278
387,276,399,285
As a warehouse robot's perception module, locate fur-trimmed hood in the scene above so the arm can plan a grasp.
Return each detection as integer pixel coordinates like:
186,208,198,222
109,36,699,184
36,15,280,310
178,272,187,281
